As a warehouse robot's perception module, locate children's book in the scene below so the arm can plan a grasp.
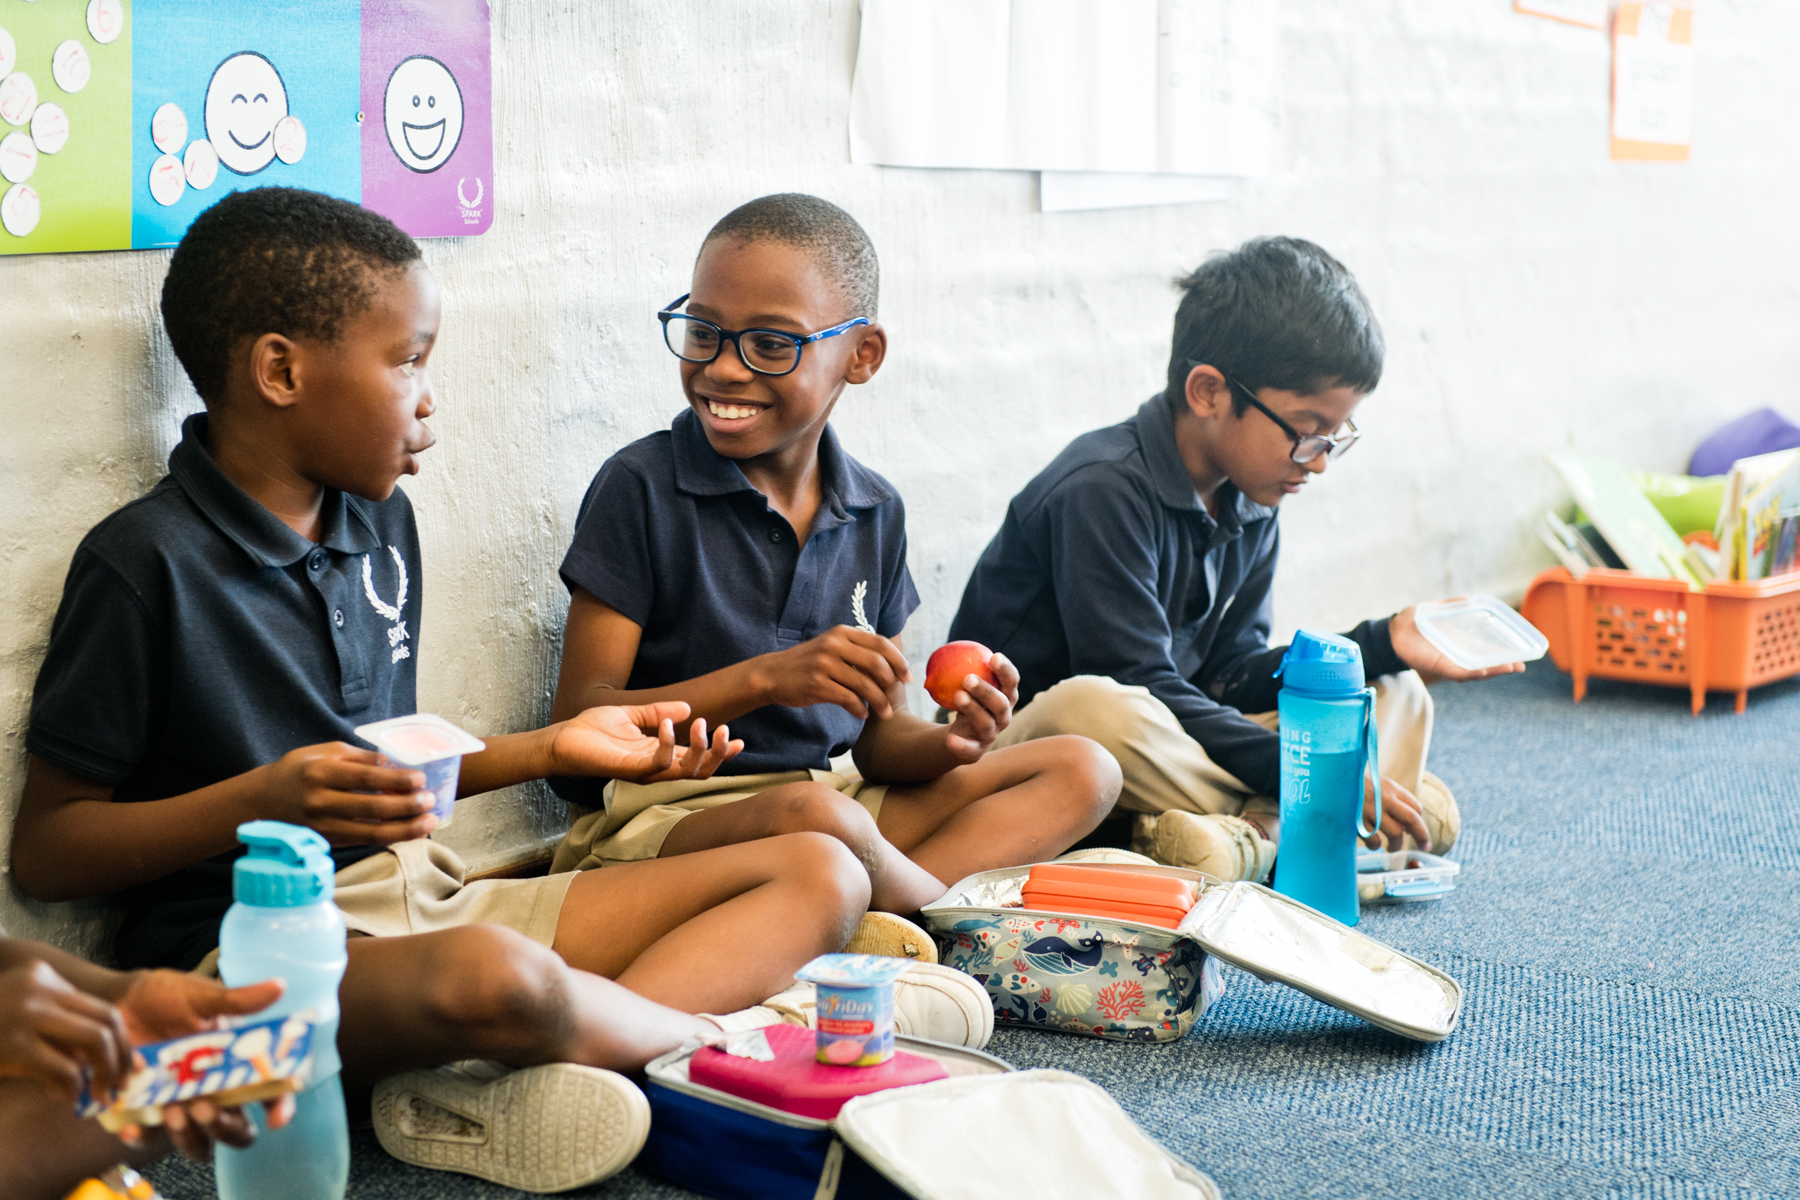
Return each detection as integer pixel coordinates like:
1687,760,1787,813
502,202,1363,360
1550,455,1703,586
1715,449,1800,580
76,1012,317,1132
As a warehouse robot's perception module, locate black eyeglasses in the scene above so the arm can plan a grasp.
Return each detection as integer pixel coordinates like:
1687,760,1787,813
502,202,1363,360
1223,373,1360,464
657,294,870,378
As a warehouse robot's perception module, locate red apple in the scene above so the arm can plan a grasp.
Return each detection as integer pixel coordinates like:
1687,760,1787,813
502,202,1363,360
925,640,997,709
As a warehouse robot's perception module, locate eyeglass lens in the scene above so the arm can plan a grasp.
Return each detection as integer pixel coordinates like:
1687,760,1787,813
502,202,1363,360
1290,430,1355,464
663,315,801,375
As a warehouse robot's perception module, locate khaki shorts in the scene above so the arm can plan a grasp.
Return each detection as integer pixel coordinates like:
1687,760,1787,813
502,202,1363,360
551,769,889,874
192,839,576,977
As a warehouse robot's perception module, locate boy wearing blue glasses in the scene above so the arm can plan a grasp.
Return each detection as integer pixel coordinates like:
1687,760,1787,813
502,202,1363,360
550,194,1120,935
949,237,1525,882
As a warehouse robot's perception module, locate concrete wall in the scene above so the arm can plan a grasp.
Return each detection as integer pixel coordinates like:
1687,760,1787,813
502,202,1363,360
3,0,1792,955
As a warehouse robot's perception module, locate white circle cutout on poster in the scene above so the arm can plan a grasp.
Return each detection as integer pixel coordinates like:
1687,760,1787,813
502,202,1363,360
86,0,124,45
0,129,36,183
52,40,90,95
151,102,186,155
1,181,39,237
272,114,305,164
0,29,15,79
149,152,185,206
184,138,218,189
0,72,37,127
29,101,66,154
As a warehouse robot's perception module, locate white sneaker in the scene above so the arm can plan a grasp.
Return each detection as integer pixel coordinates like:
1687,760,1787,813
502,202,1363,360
1135,811,1276,883
757,961,995,1050
1052,846,1161,867
842,911,938,963
371,1060,649,1193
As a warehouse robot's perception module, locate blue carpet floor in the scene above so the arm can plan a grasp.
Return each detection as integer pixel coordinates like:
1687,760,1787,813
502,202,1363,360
147,667,1800,1199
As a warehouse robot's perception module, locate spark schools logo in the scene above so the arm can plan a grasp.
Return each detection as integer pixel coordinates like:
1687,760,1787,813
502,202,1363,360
456,175,482,224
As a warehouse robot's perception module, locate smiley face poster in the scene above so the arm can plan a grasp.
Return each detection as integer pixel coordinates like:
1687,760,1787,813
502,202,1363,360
0,0,491,255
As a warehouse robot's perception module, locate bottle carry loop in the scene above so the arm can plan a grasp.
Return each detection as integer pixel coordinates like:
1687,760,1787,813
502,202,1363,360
1354,687,1382,840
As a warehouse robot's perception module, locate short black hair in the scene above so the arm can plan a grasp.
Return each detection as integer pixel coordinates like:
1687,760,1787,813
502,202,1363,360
161,187,422,404
701,193,879,321
1166,236,1383,414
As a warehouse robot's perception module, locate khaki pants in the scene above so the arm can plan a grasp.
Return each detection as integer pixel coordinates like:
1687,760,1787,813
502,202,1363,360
993,672,1438,834
551,769,889,873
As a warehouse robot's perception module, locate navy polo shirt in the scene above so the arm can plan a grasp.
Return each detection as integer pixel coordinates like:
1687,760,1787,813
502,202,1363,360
556,408,919,795
27,413,422,970
948,394,1401,797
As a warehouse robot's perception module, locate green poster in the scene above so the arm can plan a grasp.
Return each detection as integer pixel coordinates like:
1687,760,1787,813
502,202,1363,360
0,0,132,254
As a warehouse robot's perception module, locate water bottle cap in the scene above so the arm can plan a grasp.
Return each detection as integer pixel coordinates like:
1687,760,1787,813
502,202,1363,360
1277,630,1366,696
233,820,335,907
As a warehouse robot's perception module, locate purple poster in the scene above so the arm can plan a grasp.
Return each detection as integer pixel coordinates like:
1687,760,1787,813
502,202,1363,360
360,0,491,238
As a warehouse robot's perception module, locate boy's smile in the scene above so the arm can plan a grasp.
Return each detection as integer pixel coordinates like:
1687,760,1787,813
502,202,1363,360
678,238,883,478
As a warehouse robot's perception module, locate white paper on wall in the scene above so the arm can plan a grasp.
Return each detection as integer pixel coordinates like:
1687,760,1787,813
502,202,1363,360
849,0,1277,178
1611,2,1694,153
1039,170,1234,211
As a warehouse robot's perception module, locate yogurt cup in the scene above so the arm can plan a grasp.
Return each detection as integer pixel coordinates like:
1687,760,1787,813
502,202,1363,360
354,713,485,828
794,954,913,1067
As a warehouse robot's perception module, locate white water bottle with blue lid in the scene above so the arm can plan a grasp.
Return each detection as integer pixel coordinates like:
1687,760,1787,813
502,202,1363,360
1273,631,1382,926
216,820,349,1200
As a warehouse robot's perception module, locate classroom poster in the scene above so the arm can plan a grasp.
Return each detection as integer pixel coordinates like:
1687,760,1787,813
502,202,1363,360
1611,2,1694,162
0,0,491,255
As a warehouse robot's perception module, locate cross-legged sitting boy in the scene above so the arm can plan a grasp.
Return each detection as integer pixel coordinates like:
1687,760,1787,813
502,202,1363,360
947,237,1525,882
550,194,1121,955
0,925,287,1200
11,188,891,1192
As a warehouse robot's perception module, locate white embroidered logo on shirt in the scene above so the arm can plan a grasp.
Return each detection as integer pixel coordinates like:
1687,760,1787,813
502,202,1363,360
361,546,411,663
851,580,875,633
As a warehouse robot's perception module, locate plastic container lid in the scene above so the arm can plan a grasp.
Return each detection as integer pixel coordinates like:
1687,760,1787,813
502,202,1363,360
234,820,335,907
1277,630,1365,696
354,712,484,765
1411,595,1549,671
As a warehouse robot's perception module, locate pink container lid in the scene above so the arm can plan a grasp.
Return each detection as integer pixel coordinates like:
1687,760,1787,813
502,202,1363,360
686,1023,947,1120
354,713,484,765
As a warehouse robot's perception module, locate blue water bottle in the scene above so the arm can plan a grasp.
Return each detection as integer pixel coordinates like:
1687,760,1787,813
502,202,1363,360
1272,631,1381,926
215,821,349,1200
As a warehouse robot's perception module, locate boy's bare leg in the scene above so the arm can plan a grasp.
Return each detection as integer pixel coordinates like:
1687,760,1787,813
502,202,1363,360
337,832,868,1084
661,736,1117,914
0,1079,159,1200
878,736,1116,897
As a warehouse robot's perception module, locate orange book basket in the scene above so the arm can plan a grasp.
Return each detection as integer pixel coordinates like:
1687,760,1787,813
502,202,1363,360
1521,567,1800,714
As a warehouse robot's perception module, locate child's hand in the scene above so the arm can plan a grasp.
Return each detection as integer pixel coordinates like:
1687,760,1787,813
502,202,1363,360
1390,604,1526,683
1363,775,1432,852
758,627,912,719
261,741,438,847
113,972,291,1157
550,702,744,783
0,960,135,1105
941,652,1020,762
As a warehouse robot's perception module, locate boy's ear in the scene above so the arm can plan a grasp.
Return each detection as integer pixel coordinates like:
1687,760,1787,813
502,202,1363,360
1182,363,1231,420
843,324,887,385
248,332,303,409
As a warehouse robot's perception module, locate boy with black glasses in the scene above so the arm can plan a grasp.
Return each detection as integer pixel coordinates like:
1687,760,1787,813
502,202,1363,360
949,237,1524,881
550,193,1120,940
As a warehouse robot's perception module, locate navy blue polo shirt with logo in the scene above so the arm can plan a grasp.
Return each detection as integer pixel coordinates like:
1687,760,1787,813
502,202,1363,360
26,413,422,970
556,408,920,798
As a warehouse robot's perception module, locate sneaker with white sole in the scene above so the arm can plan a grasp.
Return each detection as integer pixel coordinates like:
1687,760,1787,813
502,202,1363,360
1052,846,1161,868
747,961,995,1050
1410,772,1460,853
1135,811,1275,883
371,1060,649,1193
842,911,938,962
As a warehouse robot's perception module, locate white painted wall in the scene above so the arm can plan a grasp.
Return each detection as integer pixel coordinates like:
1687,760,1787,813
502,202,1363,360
3,1,1791,956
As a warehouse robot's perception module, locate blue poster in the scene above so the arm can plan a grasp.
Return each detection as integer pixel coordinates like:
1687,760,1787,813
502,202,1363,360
130,0,362,248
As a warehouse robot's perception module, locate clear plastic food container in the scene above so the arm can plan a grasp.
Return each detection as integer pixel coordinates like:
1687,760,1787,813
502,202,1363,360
1412,594,1549,671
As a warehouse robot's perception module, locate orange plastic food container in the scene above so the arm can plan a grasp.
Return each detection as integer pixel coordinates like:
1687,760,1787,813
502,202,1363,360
1020,863,1196,929
1520,567,1800,714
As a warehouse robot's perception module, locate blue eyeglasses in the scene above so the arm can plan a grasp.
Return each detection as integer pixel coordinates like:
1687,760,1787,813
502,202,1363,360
658,294,870,378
